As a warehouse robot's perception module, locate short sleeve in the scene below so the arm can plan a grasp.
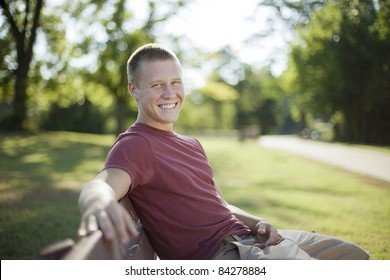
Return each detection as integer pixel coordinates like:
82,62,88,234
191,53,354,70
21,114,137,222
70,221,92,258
103,135,155,188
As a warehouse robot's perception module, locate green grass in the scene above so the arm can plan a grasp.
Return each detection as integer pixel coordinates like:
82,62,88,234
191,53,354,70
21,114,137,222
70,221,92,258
0,132,389,259
0,132,116,259
198,136,390,260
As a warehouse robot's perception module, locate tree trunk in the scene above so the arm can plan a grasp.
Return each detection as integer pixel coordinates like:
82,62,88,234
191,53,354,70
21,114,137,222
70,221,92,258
0,0,44,130
13,54,29,129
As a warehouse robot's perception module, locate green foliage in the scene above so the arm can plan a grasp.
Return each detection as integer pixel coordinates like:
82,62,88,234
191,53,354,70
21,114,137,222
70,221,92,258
177,92,237,131
198,81,238,102
0,0,188,134
177,65,294,134
0,21,15,103
0,0,44,130
2,0,388,143
234,65,295,135
285,0,390,144
192,73,239,129
41,98,106,134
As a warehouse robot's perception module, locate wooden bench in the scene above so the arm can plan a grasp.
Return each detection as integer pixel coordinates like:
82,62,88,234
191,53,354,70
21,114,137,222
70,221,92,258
40,196,157,260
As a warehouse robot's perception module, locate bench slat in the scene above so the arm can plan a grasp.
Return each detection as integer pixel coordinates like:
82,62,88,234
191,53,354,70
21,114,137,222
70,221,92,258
40,195,157,260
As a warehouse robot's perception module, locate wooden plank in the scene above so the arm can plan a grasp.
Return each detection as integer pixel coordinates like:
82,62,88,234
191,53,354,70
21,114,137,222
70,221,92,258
40,195,157,260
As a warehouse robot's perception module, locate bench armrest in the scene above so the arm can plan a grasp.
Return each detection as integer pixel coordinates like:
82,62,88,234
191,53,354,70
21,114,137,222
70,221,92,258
40,196,157,260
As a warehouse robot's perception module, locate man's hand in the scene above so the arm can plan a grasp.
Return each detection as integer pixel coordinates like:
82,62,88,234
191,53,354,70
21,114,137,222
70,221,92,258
78,199,138,245
78,169,136,245
254,221,282,249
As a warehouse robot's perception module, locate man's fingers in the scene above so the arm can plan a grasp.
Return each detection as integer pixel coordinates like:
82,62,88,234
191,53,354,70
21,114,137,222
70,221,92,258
256,221,282,248
256,222,268,234
106,202,138,245
87,214,98,232
96,210,115,240
266,229,280,244
255,242,267,249
78,202,138,245
122,209,139,237
78,220,87,237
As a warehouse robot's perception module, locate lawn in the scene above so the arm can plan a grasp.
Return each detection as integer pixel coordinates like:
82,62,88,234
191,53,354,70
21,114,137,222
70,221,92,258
0,132,389,259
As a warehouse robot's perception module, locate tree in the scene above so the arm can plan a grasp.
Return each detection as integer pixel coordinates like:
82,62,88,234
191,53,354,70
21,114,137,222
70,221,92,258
234,65,283,138
0,0,44,130
288,0,390,144
1,0,188,133
1,0,86,131
197,73,239,130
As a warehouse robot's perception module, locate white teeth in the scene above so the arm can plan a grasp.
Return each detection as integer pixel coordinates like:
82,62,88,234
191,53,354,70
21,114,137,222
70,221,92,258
159,103,176,110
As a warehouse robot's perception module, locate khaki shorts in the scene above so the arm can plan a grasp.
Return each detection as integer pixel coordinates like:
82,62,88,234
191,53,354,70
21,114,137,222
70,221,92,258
212,230,369,260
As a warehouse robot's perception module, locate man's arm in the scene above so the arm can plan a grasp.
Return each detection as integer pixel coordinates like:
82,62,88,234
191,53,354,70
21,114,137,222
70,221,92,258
227,203,282,248
78,168,138,245
226,203,266,232
213,179,281,248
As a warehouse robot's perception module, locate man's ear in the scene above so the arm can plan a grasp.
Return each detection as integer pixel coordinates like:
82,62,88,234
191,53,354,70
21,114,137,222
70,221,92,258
128,83,138,99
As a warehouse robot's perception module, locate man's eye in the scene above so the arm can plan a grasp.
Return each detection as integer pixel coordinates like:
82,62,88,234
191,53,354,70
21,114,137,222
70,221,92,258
152,83,162,88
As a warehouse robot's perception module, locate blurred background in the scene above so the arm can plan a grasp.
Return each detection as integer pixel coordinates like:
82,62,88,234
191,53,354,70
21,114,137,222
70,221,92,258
1,0,389,143
1,0,389,260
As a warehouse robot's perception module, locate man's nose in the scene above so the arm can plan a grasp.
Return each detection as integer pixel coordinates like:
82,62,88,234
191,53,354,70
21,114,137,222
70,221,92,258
162,85,175,98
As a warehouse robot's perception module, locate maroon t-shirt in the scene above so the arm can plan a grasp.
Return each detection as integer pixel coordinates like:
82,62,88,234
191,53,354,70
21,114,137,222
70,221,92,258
103,123,250,259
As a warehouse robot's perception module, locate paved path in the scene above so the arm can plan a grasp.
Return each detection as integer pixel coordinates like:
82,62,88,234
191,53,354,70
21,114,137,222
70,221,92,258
258,135,390,183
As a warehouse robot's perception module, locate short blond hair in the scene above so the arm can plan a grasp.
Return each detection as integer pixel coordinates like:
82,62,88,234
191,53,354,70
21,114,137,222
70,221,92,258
127,43,180,84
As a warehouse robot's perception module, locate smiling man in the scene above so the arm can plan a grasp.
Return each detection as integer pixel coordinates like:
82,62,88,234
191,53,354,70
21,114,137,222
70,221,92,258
127,49,185,131
77,43,369,260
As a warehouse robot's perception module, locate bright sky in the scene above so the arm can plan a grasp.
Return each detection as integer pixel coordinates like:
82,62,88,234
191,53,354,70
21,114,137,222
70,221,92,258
158,0,290,74
34,0,292,87
129,0,292,86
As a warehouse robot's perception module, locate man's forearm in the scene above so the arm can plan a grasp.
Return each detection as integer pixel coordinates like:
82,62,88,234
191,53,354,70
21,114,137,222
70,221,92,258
227,204,267,233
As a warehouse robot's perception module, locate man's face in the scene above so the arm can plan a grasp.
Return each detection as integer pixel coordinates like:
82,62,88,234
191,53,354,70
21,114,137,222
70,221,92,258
129,59,185,131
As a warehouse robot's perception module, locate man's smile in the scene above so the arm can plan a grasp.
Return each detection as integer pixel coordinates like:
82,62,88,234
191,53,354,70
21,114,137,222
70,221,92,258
158,102,178,110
